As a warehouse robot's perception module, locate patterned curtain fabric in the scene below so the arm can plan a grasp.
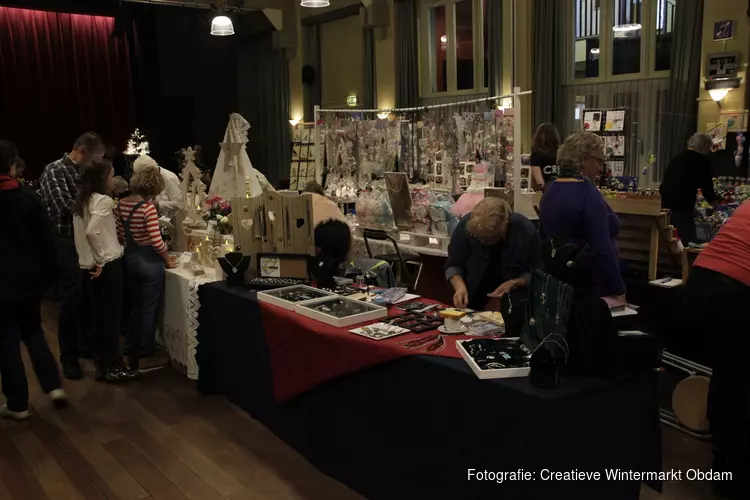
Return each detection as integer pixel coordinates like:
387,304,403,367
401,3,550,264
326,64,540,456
302,24,321,122
363,27,376,110
486,0,503,98
659,0,704,177
533,0,560,128
395,0,419,108
238,34,290,186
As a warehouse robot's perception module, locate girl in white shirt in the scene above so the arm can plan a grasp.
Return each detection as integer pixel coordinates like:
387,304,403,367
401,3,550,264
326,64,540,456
73,161,137,383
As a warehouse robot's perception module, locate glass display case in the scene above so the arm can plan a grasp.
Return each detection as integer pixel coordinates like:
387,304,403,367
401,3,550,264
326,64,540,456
295,296,388,328
257,285,335,311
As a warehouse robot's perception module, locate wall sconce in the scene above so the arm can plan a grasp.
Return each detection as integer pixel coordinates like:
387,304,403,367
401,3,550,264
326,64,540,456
705,77,740,107
377,112,390,120
289,118,301,127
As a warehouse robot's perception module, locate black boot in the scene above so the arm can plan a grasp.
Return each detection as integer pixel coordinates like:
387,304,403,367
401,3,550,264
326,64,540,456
95,362,105,382
61,359,82,380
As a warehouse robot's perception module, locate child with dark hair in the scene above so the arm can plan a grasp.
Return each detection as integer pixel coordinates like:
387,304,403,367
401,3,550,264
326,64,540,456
0,140,67,419
73,161,135,383
310,192,352,264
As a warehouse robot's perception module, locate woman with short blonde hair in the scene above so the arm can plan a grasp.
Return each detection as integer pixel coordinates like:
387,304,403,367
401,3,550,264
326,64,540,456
446,197,541,318
115,164,175,374
539,132,625,300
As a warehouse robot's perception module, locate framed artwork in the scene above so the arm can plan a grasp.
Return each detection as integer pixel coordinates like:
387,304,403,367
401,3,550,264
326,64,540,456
714,20,734,41
605,136,625,157
607,161,625,177
583,111,602,132
605,110,625,132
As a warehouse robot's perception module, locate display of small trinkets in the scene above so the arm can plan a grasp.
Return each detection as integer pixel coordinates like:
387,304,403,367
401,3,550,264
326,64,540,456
247,277,310,291
460,338,531,371
350,322,410,341
261,285,330,302
301,297,382,319
399,334,447,353
389,312,444,333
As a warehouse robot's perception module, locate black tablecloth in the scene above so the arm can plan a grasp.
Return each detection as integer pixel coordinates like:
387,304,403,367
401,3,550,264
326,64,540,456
197,281,662,500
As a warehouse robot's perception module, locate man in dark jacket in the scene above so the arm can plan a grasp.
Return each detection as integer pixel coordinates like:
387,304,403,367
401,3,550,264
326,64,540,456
0,140,66,420
659,133,717,244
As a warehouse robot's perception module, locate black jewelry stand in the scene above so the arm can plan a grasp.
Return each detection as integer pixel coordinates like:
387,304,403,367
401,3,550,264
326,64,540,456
218,252,251,286
308,253,338,289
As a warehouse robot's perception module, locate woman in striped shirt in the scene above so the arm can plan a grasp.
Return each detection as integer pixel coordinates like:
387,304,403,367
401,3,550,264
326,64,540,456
115,166,177,373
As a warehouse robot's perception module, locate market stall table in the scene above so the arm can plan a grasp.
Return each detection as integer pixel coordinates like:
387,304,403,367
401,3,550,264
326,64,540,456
159,266,219,379
197,281,661,500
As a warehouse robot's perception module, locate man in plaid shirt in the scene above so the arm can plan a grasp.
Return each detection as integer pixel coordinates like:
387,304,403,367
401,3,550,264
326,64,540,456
39,132,105,380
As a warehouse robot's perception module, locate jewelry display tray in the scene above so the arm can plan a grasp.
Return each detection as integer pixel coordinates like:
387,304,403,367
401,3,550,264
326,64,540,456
456,339,531,380
257,285,336,312
294,296,388,328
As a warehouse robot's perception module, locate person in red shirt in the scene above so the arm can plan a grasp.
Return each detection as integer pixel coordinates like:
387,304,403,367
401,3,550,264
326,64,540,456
115,166,177,374
685,200,750,499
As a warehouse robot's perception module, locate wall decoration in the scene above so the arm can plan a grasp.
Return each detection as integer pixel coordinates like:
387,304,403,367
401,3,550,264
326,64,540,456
720,110,749,133
607,161,625,177
706,122,728,150
605,110,625,132
605,136,625,157
583,111,602,132
713,20,734,41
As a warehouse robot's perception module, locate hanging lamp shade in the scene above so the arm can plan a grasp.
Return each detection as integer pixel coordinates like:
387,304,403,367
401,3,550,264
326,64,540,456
211,15,234,36
301,0,330,7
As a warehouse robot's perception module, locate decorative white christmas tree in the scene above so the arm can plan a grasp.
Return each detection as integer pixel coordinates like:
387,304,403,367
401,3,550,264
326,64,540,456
124,128,150,156
180,147,205,224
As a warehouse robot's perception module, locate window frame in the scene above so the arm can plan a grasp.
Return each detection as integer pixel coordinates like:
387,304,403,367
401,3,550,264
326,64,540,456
565,0,672,86
419,0,488,98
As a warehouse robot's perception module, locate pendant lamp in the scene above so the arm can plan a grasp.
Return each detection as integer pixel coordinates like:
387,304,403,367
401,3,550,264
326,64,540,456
211,6,234,36
301,0,331,7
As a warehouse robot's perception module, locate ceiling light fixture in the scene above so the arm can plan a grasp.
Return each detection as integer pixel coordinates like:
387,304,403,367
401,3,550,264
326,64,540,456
590,48,600,54
211,3,234,36
301,0,330,7
612,23,642,32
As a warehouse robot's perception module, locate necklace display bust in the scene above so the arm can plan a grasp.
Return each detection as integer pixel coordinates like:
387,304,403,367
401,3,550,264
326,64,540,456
217,252,250,285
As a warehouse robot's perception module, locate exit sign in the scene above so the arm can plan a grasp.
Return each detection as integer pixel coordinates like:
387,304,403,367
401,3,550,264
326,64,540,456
346,95,358,107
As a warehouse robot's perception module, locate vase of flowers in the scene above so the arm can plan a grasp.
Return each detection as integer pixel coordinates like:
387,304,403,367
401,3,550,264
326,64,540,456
203,196,232,234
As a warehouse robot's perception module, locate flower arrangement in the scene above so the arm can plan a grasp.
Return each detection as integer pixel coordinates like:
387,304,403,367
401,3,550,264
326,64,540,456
203,196,232,234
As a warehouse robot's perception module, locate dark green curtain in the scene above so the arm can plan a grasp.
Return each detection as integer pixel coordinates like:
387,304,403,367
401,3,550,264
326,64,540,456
533,0,561,128
486,0,503,98
395,0,418,108
363,26,376,109
238,34,290,185
302,24,321,122
659,0,704,173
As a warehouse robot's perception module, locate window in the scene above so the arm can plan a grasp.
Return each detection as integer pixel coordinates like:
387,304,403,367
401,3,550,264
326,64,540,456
420,0,486,96
569,0,675,83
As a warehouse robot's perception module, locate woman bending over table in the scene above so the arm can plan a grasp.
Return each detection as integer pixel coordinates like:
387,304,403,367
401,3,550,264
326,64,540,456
445,198,541,317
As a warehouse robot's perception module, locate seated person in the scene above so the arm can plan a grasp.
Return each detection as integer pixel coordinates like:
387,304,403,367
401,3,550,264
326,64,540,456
539,131,625,301
445,198,540,312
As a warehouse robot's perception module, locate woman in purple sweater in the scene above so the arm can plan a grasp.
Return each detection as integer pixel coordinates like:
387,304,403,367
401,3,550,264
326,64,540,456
539,132,626,300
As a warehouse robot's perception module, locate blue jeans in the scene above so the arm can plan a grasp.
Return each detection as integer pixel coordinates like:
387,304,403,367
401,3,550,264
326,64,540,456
124,248,165,360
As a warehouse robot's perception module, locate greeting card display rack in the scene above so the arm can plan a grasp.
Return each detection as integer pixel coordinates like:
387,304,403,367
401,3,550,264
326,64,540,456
582,107,629,182
290,122,325,190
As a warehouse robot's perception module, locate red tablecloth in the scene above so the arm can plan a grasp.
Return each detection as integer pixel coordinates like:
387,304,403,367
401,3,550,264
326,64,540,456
259,300,472,402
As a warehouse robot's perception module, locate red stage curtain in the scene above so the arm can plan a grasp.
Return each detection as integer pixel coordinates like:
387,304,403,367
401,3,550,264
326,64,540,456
0,7,135,178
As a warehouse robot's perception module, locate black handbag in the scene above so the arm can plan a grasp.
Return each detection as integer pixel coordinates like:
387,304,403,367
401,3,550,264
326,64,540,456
520,269,574,368
541,237,600,300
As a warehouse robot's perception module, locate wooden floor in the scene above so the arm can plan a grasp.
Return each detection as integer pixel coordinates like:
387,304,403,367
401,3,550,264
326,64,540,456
0,302,716,499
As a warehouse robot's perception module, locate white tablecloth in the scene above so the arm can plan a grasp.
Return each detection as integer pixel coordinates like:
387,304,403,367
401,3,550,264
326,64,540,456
160,267,218,379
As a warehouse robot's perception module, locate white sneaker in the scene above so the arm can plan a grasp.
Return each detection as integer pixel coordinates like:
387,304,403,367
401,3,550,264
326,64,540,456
0,404,30,420
49,389,69,409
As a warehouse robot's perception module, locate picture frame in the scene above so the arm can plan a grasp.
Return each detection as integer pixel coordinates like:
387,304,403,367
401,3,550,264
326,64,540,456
714,20,734,42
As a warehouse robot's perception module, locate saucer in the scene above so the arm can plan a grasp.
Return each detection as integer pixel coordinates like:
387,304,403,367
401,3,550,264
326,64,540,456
438,325,468,335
